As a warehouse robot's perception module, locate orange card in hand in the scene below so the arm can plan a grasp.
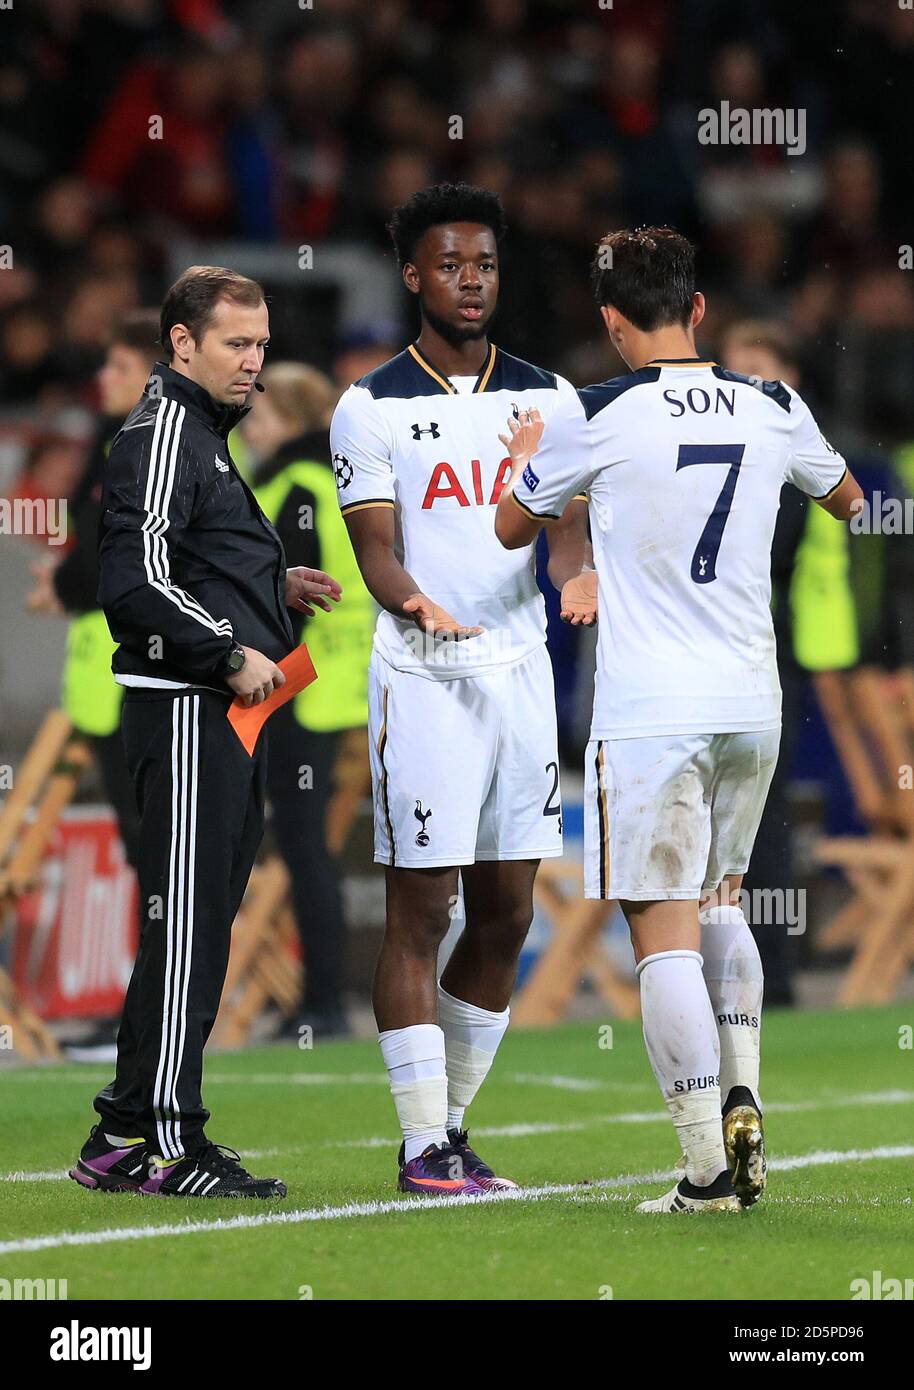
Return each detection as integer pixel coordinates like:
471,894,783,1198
226,643,317,756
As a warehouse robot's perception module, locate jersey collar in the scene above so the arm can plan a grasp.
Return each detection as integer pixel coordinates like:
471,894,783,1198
407,341,498,395
645,357,718,367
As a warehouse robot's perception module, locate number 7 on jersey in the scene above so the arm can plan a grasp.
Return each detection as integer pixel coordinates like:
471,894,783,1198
676,443,746,584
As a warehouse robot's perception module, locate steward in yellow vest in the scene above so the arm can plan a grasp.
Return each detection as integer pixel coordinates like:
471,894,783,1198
246,363,375,1038
254,436,375,732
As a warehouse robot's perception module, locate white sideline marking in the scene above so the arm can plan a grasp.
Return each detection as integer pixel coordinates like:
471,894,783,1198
504,1073,609,1092
0,1145,911,1256
4,1088,914,1181
326,1088,914,1148
0,1069,646,1092
2,1170,70,1183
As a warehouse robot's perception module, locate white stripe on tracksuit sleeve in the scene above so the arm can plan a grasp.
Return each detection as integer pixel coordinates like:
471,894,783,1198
98,397,236,674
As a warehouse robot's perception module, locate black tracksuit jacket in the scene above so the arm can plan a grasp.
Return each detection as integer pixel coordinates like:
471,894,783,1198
98,362,294,687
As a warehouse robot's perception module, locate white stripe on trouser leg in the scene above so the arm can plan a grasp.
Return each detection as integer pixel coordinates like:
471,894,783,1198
166,696,191,1157
152,699,183,1158
152,697,198,1159
169,696,199,1154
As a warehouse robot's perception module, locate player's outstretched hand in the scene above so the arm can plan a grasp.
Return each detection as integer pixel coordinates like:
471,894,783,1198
285,566,343,616
560,570,597,626
498,407,544,466
402,593,484,641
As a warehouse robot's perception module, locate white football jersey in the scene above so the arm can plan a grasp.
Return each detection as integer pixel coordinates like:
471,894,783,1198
512,359,848,738
330,342,582,678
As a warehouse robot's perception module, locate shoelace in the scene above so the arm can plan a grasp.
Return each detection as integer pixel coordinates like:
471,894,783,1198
192,1143,253,1182
448,1131,494,1175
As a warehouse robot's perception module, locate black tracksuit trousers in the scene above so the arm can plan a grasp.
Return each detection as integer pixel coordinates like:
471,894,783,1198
94,687,266,1157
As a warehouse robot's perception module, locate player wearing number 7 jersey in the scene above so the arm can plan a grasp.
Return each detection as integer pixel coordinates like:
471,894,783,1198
495,227,862,1214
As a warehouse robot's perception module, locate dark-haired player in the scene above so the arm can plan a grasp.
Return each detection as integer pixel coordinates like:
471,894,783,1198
495,227,862,1213
331,183,594,1197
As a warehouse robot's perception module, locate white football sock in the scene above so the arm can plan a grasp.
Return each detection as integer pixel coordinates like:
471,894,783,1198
437,983,510,1131
378,1024,448,1162
637,949,727,1187
700,904,763,1109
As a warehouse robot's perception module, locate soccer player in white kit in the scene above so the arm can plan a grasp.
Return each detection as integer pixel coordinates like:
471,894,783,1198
330,184,595,1196
495,228,862,1212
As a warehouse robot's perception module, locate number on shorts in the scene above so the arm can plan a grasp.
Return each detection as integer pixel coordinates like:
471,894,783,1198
543,761,561,818
675,444,745,584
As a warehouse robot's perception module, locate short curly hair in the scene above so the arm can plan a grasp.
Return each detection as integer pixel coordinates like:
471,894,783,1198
387,182,507,267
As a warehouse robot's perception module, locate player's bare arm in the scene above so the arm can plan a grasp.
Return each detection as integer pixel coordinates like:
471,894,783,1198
544,500,597,626
816,468,864,522
494,407,596,620
494,406,545,549
343,504,483,639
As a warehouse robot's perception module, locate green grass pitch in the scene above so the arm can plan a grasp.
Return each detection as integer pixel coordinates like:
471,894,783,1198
1,1004,912,1300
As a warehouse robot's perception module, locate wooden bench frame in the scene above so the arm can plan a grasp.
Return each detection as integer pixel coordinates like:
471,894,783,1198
0,711,93,1059
813,668,914,1003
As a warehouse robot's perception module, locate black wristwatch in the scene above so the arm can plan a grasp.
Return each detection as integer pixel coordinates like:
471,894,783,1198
218,644,246,678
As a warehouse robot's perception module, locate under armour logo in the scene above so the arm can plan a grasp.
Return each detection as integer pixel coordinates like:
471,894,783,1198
333,452,354,489
411,422,440,440
414,800,433,846
215,456,229,472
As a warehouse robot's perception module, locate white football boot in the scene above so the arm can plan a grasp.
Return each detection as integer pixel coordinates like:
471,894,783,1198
637,1168,742,1213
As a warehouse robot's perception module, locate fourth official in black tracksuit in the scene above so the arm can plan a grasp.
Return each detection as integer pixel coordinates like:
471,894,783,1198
93,361,295,1160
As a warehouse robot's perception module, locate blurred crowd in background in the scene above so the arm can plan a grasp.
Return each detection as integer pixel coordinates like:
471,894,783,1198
2,0,913,425
3,0,914,755
2,0,914,1029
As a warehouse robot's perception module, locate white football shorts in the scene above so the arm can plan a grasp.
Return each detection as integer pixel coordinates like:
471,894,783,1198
367,643,563,868
584,727,780,900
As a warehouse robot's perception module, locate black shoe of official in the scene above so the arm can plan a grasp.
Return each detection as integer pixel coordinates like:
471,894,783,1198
71,1127,287,1199
69,1124,159,1193
446,1127,519,1192
140,1142,288,1198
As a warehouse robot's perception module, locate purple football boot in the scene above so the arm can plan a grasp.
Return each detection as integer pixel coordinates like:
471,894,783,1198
446,1128,519,1193
397,1141,485,1196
